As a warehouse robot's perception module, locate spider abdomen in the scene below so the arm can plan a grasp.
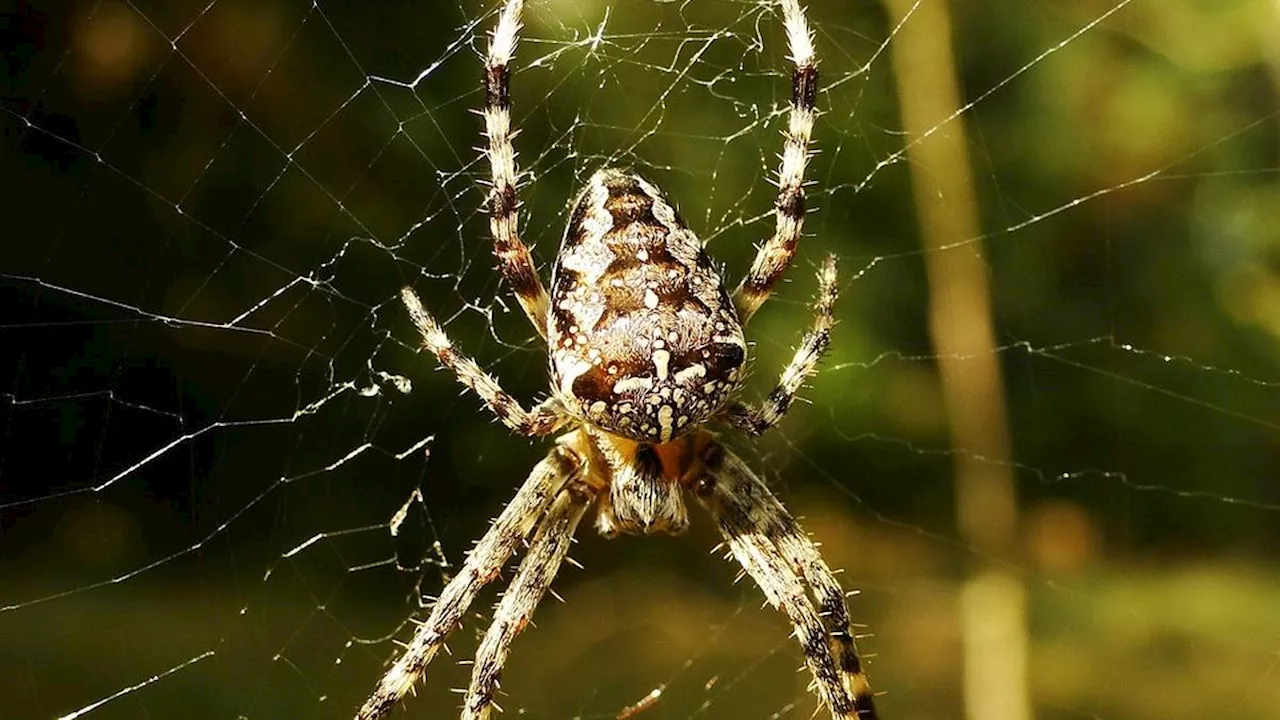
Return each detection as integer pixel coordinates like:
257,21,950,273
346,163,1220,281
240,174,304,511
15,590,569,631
549,168,746,443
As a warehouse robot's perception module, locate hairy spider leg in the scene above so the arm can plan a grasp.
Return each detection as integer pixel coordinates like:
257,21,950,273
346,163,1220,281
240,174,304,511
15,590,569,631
720,449,879,717
401,288,568,437
356,445,581,720
724,254,838,435
463,480,596,720
734,0,820,323
484,0,552,337
695,445,879,720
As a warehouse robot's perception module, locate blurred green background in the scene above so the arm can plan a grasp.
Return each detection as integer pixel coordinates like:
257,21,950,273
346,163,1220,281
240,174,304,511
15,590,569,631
2,0,1278,719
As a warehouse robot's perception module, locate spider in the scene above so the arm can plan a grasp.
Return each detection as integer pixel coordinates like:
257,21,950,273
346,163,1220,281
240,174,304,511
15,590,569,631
358,1,878,718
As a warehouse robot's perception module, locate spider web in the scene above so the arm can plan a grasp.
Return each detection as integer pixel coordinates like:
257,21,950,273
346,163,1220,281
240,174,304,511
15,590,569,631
3,0,1279,718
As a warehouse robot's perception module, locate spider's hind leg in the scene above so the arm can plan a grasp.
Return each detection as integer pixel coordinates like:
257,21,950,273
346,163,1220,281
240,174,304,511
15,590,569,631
693,444,878,720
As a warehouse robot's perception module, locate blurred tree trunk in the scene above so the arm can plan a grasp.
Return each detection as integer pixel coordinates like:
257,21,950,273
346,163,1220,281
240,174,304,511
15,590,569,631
881,1,1030,718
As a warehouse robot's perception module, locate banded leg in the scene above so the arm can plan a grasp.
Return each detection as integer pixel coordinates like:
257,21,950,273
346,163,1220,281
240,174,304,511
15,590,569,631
774,528,876,715
734,0,820,323
484,0,551,337
356,445,581,720
463,481,595,719
725,254,837,435
401,288,568,437
720,450,878,717
695,446,877,720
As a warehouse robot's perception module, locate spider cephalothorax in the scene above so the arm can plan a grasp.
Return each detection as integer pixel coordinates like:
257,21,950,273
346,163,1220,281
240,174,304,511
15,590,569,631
549,168,747,444
362,2,879,719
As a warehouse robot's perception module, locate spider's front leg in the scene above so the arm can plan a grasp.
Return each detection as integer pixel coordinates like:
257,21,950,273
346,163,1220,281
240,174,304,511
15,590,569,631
734,0,819,322
483,0,551,338
401,288,568,437
725,254,837,436
356,443,582,720
694,444,879,720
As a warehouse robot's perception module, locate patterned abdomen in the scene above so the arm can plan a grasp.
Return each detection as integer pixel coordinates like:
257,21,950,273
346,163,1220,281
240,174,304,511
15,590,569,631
548,168,746,443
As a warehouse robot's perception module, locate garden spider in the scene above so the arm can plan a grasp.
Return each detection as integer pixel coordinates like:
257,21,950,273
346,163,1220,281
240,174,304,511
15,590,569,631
359,1,878,718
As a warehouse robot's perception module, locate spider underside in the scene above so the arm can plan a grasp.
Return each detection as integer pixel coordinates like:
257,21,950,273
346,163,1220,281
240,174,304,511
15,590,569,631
358,1,878,719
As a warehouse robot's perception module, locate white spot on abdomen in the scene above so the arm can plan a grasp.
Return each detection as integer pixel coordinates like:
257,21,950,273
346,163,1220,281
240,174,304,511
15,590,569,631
613,376,654,395
657,405,675,442
674,363,706,384
652,349,671,381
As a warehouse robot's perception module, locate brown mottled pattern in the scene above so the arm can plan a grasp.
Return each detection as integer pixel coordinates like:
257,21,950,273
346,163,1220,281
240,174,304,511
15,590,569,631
548,168,746,443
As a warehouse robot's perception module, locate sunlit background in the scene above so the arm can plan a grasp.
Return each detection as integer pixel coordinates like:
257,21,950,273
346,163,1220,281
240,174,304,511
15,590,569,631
2,1,1279,719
